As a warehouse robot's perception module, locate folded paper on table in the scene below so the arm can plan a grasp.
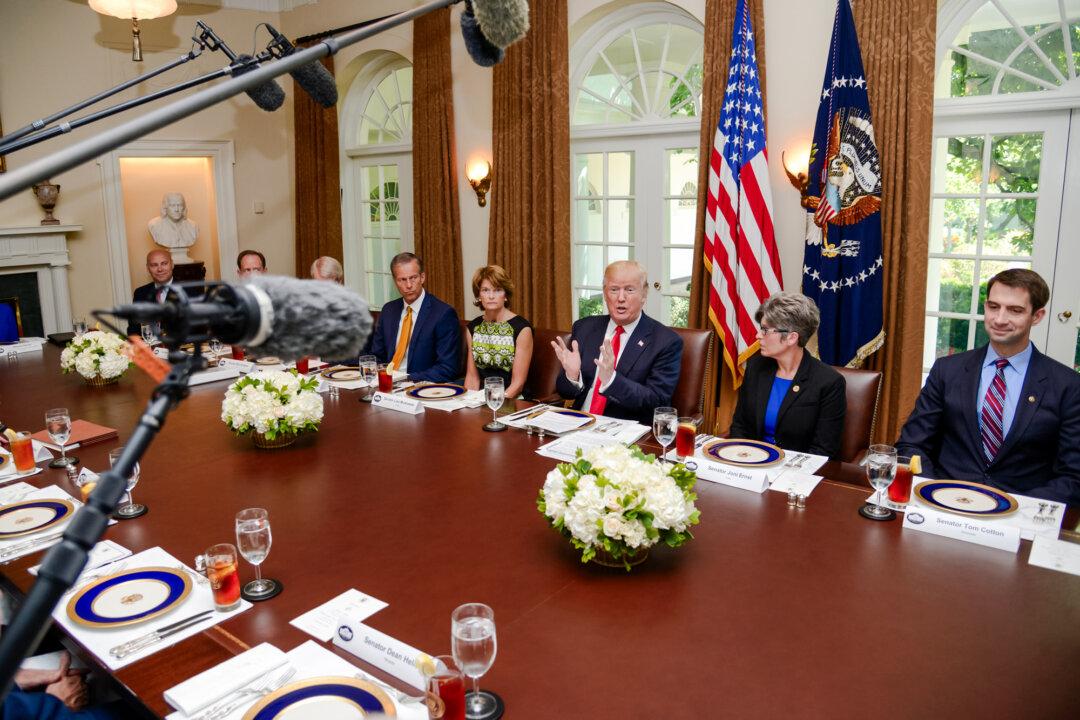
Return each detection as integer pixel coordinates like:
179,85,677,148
768,471,823,496
371,392,424,415
216,357,254,373
164,642,289,716
0,482,38,504
902,504,1021,553
4,339,46,355
690,457,770,493
188,364,241,386
290,588,388,642
29,539,131,578
1028,535,1080,576
536,432,621,462
333,615,432,691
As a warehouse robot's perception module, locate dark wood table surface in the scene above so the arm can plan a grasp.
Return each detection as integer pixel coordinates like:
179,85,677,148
1,347,1078,718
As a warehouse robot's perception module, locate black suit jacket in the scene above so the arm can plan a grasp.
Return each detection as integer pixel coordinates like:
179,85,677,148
729,351,846,459
556,313,683,425
897,345,1080,505
127,281,161,337
369,292,461,382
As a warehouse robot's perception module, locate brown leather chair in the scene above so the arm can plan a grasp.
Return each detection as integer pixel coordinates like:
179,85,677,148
525,328,571,402
669,327,715,417
833,365,883,464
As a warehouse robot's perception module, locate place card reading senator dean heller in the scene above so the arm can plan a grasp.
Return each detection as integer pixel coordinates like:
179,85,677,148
333,616,432,691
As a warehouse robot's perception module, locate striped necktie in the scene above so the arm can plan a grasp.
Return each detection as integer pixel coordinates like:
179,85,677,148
980,357,1010,463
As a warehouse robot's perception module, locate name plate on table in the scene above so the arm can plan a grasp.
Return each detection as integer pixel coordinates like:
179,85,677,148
903,506,1021,553
188,365,241,386
217,357,254,373
333,616,433,690
371,392,424,415
690,457,770,493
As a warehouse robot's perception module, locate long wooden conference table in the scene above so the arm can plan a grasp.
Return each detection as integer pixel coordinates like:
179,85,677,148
1,346,1078,718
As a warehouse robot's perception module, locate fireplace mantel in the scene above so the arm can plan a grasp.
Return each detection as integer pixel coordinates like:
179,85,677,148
0,225,82,336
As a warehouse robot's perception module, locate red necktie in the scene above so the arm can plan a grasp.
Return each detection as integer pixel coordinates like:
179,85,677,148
980,357,1009,463
588,325,624,416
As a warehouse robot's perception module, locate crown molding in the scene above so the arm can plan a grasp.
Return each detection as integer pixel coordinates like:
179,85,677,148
179,0,317,12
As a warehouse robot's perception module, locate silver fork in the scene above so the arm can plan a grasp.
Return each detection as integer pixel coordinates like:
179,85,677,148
198,666,297,720
175,564,210,586
63,561,129,597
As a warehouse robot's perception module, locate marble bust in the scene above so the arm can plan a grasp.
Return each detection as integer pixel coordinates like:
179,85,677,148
148,192,198,263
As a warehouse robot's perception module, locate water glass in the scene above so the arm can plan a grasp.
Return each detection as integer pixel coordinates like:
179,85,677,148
652,407,677,463
45,407,77,468
451,603,500,720
864,444,898,519
426,655,466,720
72,318,88,336
140,323,156,346
236,507,279,600
483,377,505,432
109,446,145,518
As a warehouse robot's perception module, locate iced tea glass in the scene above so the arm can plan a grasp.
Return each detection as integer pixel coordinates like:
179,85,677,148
675,417,697,461
10,432,35,473
426,655,466,720
203,543,241,611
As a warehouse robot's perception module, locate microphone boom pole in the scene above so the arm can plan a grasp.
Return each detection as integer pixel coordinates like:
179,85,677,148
0,0,463,202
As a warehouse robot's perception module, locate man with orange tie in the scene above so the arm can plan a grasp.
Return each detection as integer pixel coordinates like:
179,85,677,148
127,249,174,337
369,252,461,382
552,260,683,425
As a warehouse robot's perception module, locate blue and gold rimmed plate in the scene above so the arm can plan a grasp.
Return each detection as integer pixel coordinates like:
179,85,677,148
405,383,467,400
66,566,191,628
255,357,283,366
702,439,785,468
0,499,75,539
321,367,362,381
913,480,1019,518
243,677,396,719
0,453,9,471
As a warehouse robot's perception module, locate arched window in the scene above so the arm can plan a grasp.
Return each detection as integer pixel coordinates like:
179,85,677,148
925,0,1080,375
340,54,413,307
570,3,704,327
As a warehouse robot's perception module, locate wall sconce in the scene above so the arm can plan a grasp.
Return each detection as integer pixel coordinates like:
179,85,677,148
466,159,492,207
781,145,812,193
89,0,178,62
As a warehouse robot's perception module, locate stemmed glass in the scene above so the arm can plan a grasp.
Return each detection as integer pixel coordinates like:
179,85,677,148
72,318,88,336
140,323,157,347
108,447,145,518
45,407,78,468
861,444,898,520
359,355,377,402
483,377,506,432
652,406,677,464
452,603,501,720
235,507,280,600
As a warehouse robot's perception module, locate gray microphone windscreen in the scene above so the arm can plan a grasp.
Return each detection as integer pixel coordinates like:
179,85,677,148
461,4,505,66
471,0,530,50
291,61,338,107
233,54,286,111
246,275,372,362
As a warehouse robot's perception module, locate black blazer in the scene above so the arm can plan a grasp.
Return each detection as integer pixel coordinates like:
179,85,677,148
729,351,846,459
555,313,683,425
897,345,1080,505
127,281,160,337
369,292,461,382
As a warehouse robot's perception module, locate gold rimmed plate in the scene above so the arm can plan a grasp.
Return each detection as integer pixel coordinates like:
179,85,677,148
0,453,9,471
67,566,191,628
0,498,75,539
702,439,785,468
405,383,467,400
321,367,362,381
243,676,396,719
913,480,1019,518
255,357,283,366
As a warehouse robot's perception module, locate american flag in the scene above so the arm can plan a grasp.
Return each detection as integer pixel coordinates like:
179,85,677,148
702,0,782,387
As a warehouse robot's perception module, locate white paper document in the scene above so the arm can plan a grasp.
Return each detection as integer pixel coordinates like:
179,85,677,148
769,471,823,496
536,432,621,462
1027,536,1080,576
29,540,131,578
526,409,592,434
290,588,388,642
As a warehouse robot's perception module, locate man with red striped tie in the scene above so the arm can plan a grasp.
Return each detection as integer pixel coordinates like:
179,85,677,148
898,269,1080,505
552,261,683,425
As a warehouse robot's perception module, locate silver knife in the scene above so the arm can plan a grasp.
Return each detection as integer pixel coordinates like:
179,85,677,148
108,609,215,659
0,531,65,560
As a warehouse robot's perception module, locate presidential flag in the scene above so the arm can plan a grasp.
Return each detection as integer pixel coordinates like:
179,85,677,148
703,0,782,387
799,0,884,367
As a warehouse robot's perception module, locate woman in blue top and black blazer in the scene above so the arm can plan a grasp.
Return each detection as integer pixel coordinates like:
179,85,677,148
729,292,847,459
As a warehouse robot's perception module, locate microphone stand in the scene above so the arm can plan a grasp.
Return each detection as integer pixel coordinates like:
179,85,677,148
0,0,464,202
0,302,206,699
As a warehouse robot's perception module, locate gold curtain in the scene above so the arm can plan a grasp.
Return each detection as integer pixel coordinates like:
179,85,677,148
293,53,342,279
688,0,767,434
413,8,465,314
855,0,937,443
488,0,571,330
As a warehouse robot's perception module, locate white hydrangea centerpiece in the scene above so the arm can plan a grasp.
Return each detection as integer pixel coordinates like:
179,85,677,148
221,369,323,442
538,444,700,570
60,330,132,381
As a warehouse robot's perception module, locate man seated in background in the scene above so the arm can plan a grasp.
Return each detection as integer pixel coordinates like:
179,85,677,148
310,256,344,283
552,260,683,425
236,250,267,278
369,253,460,382
127,249,174,337
897,269,1080,504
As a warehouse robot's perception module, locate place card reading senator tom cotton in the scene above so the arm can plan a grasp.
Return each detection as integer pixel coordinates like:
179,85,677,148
902,505,1021,553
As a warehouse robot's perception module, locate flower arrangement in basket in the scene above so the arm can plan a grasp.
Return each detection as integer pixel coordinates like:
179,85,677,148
60,330,131,384
538,444,700,570
221,369,323,448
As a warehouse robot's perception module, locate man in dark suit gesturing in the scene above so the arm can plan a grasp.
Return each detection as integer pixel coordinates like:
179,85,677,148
897,269,1080,504
370,252,460,383
552,260,683,425
127,249,174,337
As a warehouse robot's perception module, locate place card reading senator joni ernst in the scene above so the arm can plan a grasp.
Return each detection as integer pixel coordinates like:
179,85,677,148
690,457,771,493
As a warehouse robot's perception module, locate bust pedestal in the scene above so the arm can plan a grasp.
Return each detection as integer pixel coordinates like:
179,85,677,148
173,261,206,283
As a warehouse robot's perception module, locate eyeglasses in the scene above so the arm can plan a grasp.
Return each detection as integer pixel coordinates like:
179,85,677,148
759,325,790,336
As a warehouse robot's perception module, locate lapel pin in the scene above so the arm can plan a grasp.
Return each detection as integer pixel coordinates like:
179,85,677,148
637,340,644,347
1028,395,1035,403
792,385,800,393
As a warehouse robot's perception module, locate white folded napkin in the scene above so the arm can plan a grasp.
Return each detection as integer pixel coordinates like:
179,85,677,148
164,643,289,716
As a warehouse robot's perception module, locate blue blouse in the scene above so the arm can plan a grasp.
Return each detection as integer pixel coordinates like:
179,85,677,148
763,376,792,444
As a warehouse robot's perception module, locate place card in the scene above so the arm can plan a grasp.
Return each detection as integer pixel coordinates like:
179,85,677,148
689,457,770,493
217,357,254,373
371,392,424,415
333,617,433,691
902,505,1021,553
290,588,388,642
1027,536,1080,576
187,365,241,386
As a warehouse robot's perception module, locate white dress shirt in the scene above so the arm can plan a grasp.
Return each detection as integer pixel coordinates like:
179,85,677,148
571,314,642,410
